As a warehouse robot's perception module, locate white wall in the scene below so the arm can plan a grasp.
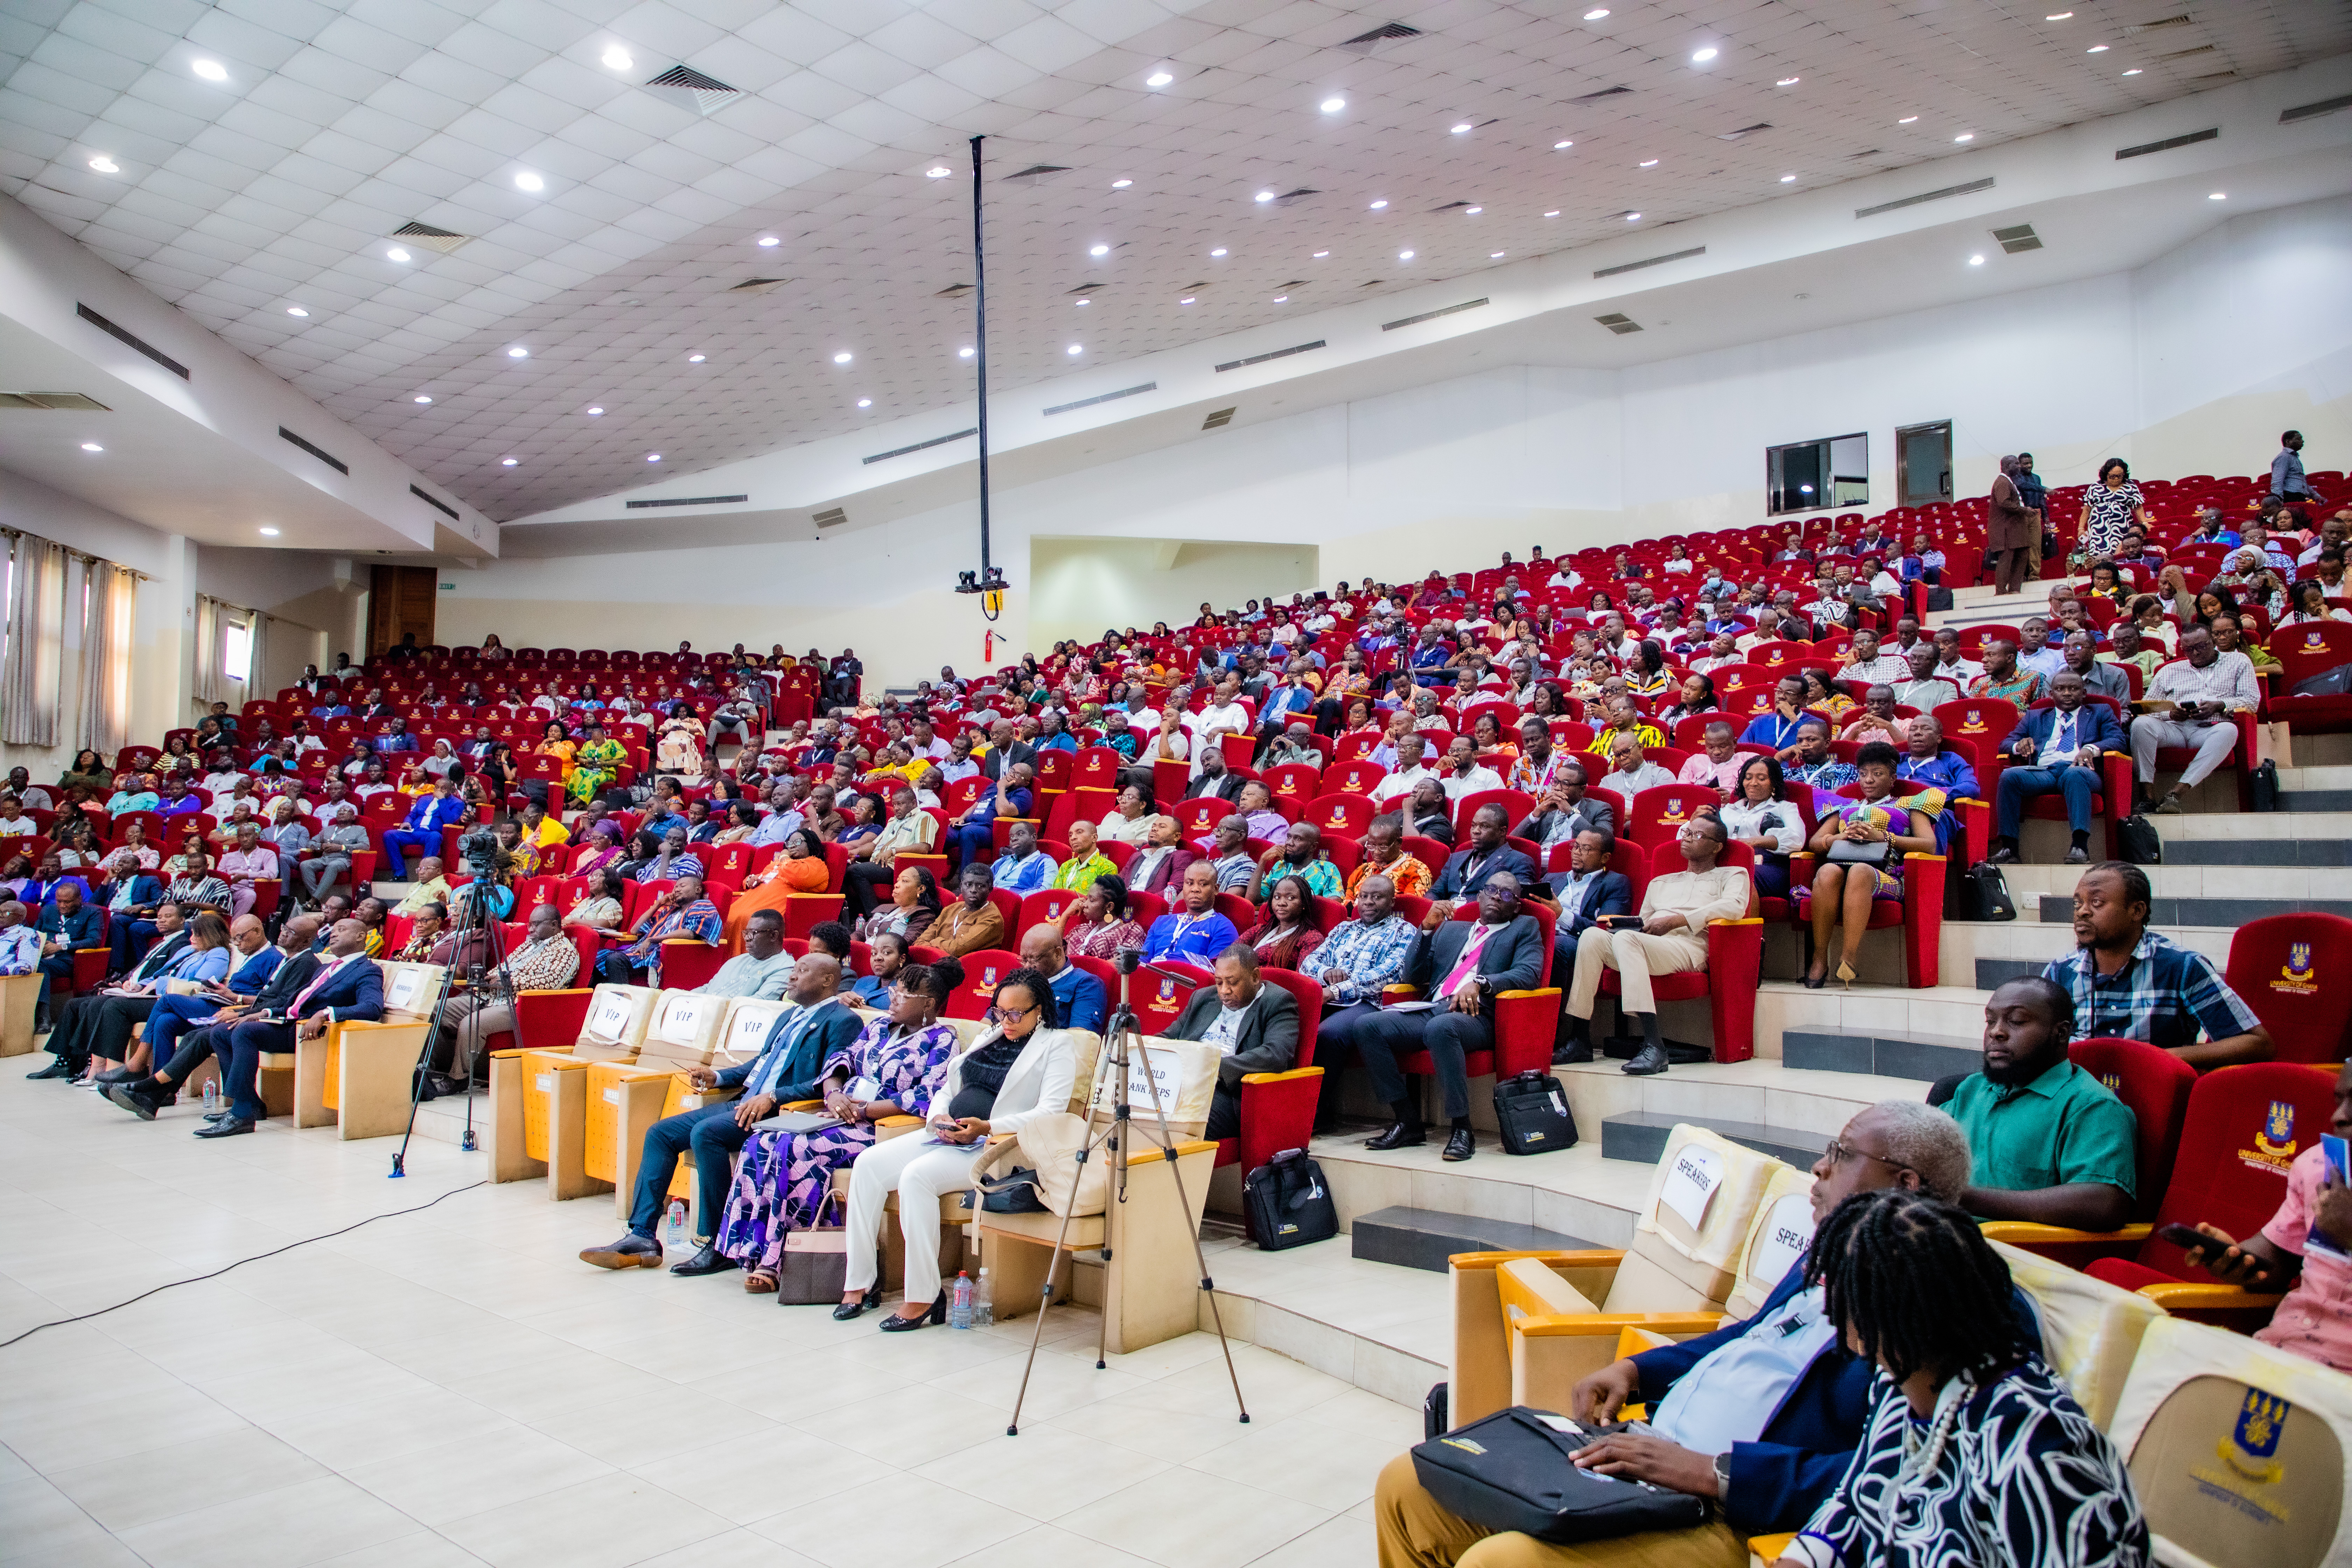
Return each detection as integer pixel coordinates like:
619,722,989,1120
440,192,2351,691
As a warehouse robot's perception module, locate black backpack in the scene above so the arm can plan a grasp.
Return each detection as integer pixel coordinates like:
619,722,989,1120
1242,1149,1338,1251
2252,759,2281,812
1962,860,2017,920
1493,1071,1578,1155
2116,813,2163,865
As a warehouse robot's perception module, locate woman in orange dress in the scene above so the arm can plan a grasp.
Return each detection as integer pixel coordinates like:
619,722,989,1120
719,827,831,952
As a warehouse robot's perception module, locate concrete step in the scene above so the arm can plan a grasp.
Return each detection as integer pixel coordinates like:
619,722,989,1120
1941,918,2231,989
1995,861,2345,913
1782,1026,1979,1082
1601,1111,1818,1169
2033,892,2352,926
1350,1206,1599,1273
1755,979,1994,1048
2276,765,2352,792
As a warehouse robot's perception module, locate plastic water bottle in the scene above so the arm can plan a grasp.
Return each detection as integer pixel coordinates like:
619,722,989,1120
664,1199,687,1251
971,1267,993,1329
949,1270,974,1330
201,1079,219,1115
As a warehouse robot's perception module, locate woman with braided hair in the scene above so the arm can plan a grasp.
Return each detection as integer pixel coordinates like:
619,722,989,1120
1776,1189,2147,1568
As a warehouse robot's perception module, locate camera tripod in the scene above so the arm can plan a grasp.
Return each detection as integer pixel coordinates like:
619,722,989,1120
1002,947,1248,1435
388,850,513,1178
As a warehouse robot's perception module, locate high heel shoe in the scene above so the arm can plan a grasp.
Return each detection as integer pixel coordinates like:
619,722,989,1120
879,1290,946,1332
831,1281,884,1321
1802,969,1827,990
1835,962,1857,989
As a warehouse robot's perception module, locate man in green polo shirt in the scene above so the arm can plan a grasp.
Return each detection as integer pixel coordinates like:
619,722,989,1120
1945,975,2136,1232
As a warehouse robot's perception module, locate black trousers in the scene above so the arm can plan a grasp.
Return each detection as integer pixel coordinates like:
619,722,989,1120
843,860,895,917
42,991,124,1069
89,996,161,1063
1353,1006,1497,1122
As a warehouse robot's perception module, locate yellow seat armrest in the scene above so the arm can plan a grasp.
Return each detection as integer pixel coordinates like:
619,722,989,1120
1979,1221,2152,1247
2135,1281,2287,1312
1495,987,1561,1001
783,1099,825,1112
1707,917,1764,928
1517,1312,1726,1338
1749,1532,1798,1563
1450,1248,1626,1272
1240,1067,1323,1084
1129,1139,1218,1164
1381,983,1422,1001
873,1114,923,1128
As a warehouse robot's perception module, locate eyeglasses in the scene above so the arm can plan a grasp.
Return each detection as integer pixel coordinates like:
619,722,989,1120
1821,1137,1911,1174
986,1003,1037,1025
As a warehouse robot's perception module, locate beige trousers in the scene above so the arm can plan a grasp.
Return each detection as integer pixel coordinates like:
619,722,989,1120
1375,1455,1750,1568
1565,926,1708,1019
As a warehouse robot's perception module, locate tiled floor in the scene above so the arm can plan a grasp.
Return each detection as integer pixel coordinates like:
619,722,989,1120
0,1072,1415,1568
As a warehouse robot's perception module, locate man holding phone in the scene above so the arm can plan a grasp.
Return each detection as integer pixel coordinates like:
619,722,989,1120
2130,625,2259,814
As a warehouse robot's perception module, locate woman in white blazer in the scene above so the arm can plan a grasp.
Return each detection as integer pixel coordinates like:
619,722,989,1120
840,966,1079,1330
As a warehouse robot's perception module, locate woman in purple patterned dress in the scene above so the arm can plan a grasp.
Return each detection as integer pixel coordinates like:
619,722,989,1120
718,964,959,1292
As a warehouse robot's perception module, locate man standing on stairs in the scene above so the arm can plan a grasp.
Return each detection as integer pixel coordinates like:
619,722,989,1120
1560,816,1750,1077
1373,1097,1979,1568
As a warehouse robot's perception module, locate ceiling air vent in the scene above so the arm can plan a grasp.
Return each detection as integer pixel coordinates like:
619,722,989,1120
0,391,110,410
1594,246,1705,279
77,303,188,378
1202,407,1237,429
1005,164,1071,187
1568,85,1632,105
1065,282,1106,296
1594,313,1642,336
410,484,459,522
2160,43,2218,60
1849,148,1884,159
1339,22,1421,53
2281,92,2352,124
1267,188,1319,207
644,64,739,115
1382,298,1487,331
279,426,347,475
626,494,749,509
2115,126,2217,159
863,428,977,465
1430,200,1475,212
1992,223,2043,253
813,507,847,528
2126,13,2194,33
1045,383,1155,416
727,278,788,294
1215,340,1324,372
1718,123,1772,141
1855,176,1995,219
391,222,472,254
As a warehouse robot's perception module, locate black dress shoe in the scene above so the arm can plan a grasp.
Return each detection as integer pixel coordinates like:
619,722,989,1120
24,1058,71,1080
1364,1121,1426,1150
1441,1127,1475,1162
202,1109,227,1123
879,1292,947,1332
105,1080,169,1121
193,1115,255,1138
93,1066,138,1085
1553,1042,1594,1065
1986,846,2020,865
832,1282,885,1321
1622,1043,1671,1076
669,1242,732,1277
579,1233,663,1270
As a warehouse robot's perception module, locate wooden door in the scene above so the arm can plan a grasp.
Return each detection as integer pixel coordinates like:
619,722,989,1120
368,565,437,658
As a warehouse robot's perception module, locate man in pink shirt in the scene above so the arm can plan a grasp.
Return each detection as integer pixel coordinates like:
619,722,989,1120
214,822,279,920
2180,1060,2352,1374
1675,721,1747,800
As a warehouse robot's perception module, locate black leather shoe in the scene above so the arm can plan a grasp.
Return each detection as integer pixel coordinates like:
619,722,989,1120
1622,1044,1671,1076
1364,1121,1426,1150
93,1066,137,1085
25,1058,72,1080
1553,1041,1594,1065
193,1115,255,1138
1441,1127,1475,1162
202,1110,228,1123
832,1282,885,1321
880,1291,947,1331
1986,845,2021,865
579,1233,663,1270
669,1242,732,1277
105,1080,169,1121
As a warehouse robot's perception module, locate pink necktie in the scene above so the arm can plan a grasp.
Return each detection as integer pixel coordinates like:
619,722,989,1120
291,955,349,1015
1439,923,1499,997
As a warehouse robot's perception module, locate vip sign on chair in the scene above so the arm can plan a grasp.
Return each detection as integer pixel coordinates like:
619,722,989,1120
489,982,656,1197
294,961,446,1140
587,987,736,1219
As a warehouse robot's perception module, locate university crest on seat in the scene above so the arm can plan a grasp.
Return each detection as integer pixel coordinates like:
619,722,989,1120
2242,1099,2300,1175
2274,942,2318,996
2227,1389,2290,1484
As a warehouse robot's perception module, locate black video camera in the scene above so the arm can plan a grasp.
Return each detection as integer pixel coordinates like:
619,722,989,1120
458,827,502,878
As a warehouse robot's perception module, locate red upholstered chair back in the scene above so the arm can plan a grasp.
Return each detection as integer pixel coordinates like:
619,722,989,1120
1625,783,1718,850
2137,1062,2342,1279
945,949,1023,1020
2226,913,2352,1064
2068,1037,2198,1223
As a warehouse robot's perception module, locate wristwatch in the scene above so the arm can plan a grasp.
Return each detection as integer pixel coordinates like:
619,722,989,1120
1712,1452,1732,1498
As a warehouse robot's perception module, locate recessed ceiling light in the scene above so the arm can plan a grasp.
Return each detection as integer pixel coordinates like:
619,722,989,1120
286,305,308,316
1254,190,1275,203
1398,248,1415,260
1465,205,1482,214
1955,132,1975,143
858,398,872,408
1272,295,1288,303
959,346,974,357
1584,7,1610,17
2210,191,2227,200
1639,159,1659,168
2123,68,2141,75
1899,115,1919,124
1066,344,1083,355
1146,70,1173,88
414,395,432,404
1210,247,1227,257
832,351,852,364
88,155,118,173
1780,173,1797,182
1321,97,1345,113
1544,209,1560,217
80,442,102,453
258,527,279,537
386,246,411,262
1968,254,1986,266
1554,140,1574,150
1112,178,1131,188
1089,243,1110,257
1691,47,1718,63
925,166,951,179
506,346,528,358
1490,251,1505,258
601,45,632,71
190,58,227,82
2046,11,2073,18
646,453,661,462
1180,296,1195,304
1626,212,1642,222
1369,200,1388,210
501,456,518,466
757,236,779,246
2087,44,2110,54
1778,76,1800,86
1312,250,1329,257
513,170,544,192
687,353,705,362
587,406,603,415
1074,298,1089,306
1450,122,1474,134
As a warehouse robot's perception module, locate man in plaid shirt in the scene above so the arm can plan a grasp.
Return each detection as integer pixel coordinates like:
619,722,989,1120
1308,873,1425,1132
600,876,722,985
420,902,580,1096
2042,862,2270,1068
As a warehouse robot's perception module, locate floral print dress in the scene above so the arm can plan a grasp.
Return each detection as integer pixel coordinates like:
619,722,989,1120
716,1016,958,1274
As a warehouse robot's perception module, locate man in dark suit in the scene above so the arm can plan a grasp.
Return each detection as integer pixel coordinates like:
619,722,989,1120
201,915,385,1138
975,719,1037,782
1181,747,1250,803
1988,671,2127,866
1513,760,1617,865
582,952,861,1276
31,880,102,1030
27,902,189,1079
1421,804,1540,930
1352,871,1544,1161
105,915,322,1121
1164,943,1300,1141
1546,828,1633,1063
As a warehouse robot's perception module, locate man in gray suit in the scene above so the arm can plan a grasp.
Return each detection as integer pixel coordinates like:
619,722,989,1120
1164,944,1301,1141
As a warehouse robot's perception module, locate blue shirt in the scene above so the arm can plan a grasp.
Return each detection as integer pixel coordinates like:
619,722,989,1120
2042,930,2261,1050
1046,963,1106,1034
989,851,1058,895
1142,911,1238,967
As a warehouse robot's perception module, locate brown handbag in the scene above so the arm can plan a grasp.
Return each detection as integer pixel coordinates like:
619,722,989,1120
775,1190,850,1304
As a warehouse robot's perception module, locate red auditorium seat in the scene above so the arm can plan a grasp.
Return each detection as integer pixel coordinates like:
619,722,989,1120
2225,913,2352,1064
1593,840,1766,1061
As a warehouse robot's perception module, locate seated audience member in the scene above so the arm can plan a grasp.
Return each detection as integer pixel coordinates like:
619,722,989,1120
1892,716,1980,855
1247,819,1344,903
1599,728,1675,798
1778,717,1855,791
580,951,860,1274
1307,873,1422,1130
1016,923,1106,1036
1934,977,2136,1232
1164,943,1300,1140
1719,754,1804,901
1345,815,1432,904
1099,783,1160,845
2175,1058,2352,1374
1404,778,1458,848
1890,640,1961,713
1237,873,1325,972
1120,813,1198,898
391,856,453,917
1677,721,1747,796
846,930,906,1007
1050,819,1115,893
946,760,1034,868
1798,742,1940,990
1507,717,1568,795
1141,862,1238,966
2131,625,2260,815
1201,815,1258,891
383,775,466,881
839,967,1078,1328
2062,629,2129,707
597,875,722,985
297,804,372,909
1367,732,1438,806
1562,816,1750,1076
29,882,101,1029
1968,636,2046,707
1513,762,1616,851
417,901,583,1098
924,863,1008,957
1436,734,1504,802
988,820,1058,894
1227,778,1289,842
103,916,320,1120
1348,870,1542,1162
1058,874,1145,960
1422,804,1540,930
1987,671,2123,866
1776,1192,2144,1568
1545,827,1634,1059
200,916,385,1138
1374,1098,1976,1568
2041,861,2270,1068
24,903,200,1080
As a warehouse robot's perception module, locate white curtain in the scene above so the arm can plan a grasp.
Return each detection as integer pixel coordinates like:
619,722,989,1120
77,561,135,756
192,595,223,712
1,533,67,747
247,612,268,698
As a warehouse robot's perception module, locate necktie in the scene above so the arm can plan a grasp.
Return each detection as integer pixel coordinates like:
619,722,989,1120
752,1008,813,1097
290,954,349,1016
1439,923,1500,997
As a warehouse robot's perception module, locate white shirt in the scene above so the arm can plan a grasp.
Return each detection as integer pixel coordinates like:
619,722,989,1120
1369,765,1439,806
1439,764,1505,802
1935,656,1984,684
1201,997,1254,1056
